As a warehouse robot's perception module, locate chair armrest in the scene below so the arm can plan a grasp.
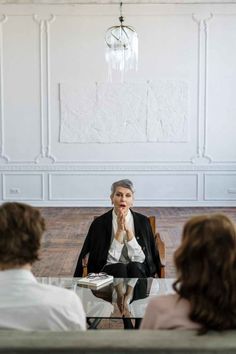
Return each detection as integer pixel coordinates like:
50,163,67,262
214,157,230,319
82,266,88,277
82,254,89,277
154,232,166,263
154,232,166,278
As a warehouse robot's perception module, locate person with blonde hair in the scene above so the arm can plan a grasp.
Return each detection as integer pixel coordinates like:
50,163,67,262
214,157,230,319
0,202,86,331
141,214,236,333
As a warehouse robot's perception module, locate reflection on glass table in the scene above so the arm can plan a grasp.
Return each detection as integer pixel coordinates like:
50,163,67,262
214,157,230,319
37,277,77,291
76,277,175,321
37,277,175,322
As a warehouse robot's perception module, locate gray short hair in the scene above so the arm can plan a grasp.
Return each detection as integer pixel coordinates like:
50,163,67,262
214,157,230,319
111,179,135,196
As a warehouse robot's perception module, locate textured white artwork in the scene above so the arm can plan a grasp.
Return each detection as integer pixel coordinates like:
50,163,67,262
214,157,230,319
59,81,188,143
147,81,188,142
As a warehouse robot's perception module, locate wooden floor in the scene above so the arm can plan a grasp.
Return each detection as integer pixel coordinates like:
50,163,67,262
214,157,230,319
32,207,236,278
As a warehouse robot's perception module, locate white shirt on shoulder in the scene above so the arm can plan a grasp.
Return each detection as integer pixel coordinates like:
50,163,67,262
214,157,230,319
0,269,86,331
140,293,201,330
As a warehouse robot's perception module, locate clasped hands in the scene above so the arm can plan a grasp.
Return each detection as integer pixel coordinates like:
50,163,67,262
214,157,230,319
115,208,134,244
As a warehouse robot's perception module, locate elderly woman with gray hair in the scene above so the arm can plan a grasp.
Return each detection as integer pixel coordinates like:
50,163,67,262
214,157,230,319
74,179,161,278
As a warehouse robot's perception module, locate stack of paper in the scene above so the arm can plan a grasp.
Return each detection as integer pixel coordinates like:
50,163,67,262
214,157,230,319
77,275,114,289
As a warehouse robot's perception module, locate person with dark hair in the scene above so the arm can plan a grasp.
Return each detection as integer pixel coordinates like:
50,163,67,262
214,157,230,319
74,179,161,278
0,202,86,331
141,214,236,333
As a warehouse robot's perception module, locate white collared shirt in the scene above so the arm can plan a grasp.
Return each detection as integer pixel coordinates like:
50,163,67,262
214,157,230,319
0,269,86,331
106,209,145,265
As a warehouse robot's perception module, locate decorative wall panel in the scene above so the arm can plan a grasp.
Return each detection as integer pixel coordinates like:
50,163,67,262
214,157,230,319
206,15,236,162
3,15,41,161
3,174,43,200
59,81,189,143
0,2,235,206
49,173,197,201
204,174,236,201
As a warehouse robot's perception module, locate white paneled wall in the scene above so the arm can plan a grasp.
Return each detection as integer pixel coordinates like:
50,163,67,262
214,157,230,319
0,1,235,206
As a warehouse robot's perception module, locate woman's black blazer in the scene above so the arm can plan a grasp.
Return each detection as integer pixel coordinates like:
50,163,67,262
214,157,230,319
73,209,161,277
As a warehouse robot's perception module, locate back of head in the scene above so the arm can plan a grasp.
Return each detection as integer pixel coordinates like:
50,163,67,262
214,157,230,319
110,179,134,197
0,202,45,268
174,213,236,332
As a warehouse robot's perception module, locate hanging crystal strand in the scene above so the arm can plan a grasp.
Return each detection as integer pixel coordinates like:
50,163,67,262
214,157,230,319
106,48,112,82
121,46,125,82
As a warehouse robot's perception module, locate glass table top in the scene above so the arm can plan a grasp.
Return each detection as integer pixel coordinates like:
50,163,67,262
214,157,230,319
37,277,175,320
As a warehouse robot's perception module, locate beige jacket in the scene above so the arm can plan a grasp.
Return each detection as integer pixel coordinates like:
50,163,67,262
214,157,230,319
140,293,201,330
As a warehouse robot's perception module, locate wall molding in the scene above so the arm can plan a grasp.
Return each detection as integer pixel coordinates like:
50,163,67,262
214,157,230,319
191,13,213,164
0,15,9,163
2,172,44,200
205,13,236,164
203,172,236,201
33,14,56,164
48,172,198,201
1,168,235,207
0,163,236,171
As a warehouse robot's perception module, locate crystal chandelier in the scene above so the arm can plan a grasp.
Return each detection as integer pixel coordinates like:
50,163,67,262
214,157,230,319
105,2,138,81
